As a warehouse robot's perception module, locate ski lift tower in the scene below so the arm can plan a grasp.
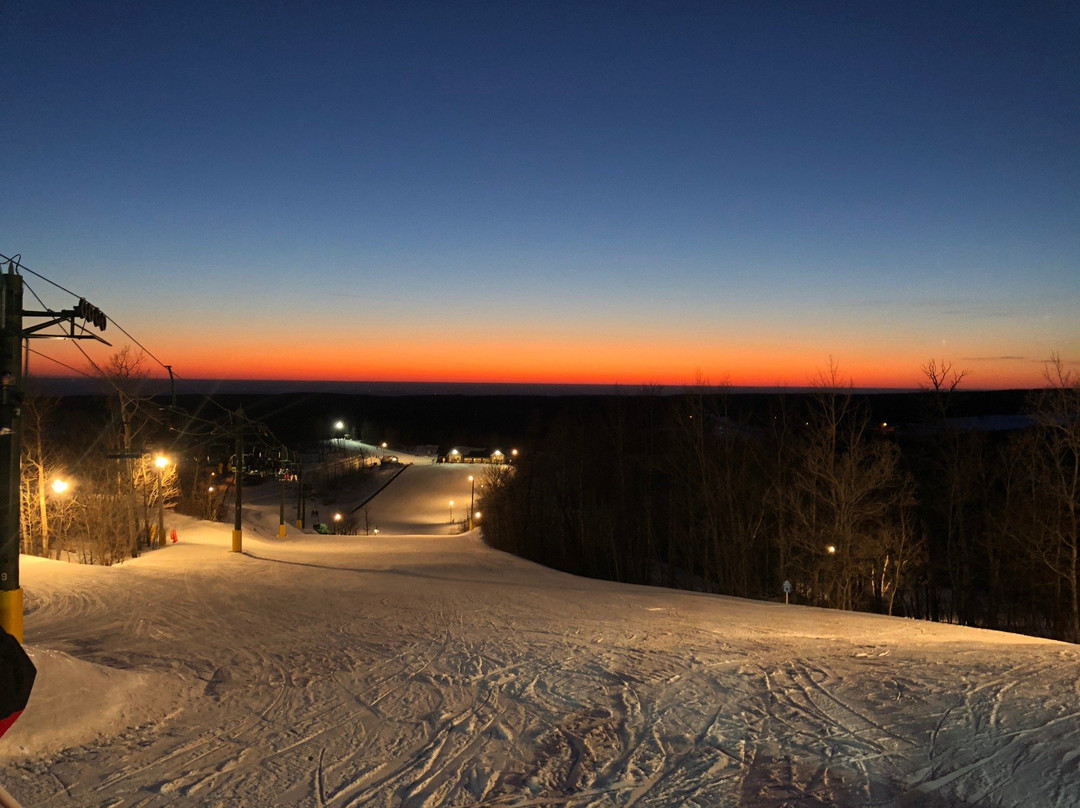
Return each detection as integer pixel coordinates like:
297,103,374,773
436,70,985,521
0,259,109,641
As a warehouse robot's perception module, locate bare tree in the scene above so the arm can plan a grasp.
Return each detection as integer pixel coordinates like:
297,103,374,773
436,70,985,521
783,360,911,610
100,347,154,555
922,359,968,420
19,397,67,558
918,358,984,625
1023,354,1080,640
873,475,923,616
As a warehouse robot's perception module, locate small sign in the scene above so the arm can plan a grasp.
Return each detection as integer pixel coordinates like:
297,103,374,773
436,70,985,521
782,580,792,594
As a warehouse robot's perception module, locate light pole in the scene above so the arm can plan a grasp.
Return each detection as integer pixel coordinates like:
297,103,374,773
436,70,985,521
47,477,71,557
333,512,342,534
449,499,454,523
468,475,475,530
154,455,169,548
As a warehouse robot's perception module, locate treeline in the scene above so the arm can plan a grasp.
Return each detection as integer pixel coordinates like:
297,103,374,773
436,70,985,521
21,351,183,564
20,349,285,565
480,361,1080,643
20,350,403,564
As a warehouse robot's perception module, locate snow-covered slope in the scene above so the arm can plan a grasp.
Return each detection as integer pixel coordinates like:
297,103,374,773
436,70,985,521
3,462,1078,807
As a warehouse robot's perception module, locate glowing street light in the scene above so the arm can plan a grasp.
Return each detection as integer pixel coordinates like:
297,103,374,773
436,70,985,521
41,476,74,567
154,455,170,548
826,544,837,555
449,499,454,523
333,512,342,534
468,475,475,530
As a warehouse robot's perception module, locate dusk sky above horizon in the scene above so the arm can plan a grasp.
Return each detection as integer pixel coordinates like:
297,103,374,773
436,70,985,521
5,1,1078,390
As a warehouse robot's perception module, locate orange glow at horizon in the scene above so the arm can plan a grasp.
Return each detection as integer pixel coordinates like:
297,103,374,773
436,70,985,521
28,330,1053,391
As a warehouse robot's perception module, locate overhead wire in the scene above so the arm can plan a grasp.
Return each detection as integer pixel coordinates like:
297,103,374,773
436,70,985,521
6,253,298,458
25,346,97,379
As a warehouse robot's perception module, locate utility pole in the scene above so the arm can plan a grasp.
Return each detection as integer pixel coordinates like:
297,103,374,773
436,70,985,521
165,365,176,408
469,475,475,531
232,408,243,553
278,459,286,538
296,462,304,529
121,397,139,556
0,255,137,641
0,268,24,640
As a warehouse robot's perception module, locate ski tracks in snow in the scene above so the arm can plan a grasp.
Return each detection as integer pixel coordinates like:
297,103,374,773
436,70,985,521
9,542,1080,807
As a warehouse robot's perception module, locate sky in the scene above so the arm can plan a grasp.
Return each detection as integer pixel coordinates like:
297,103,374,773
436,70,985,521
4,1,1078,390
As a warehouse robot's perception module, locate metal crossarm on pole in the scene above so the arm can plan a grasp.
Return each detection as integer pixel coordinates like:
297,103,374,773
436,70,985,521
0,259,116,640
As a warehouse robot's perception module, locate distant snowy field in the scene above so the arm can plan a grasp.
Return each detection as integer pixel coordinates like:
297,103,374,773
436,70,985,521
3,454,1078,807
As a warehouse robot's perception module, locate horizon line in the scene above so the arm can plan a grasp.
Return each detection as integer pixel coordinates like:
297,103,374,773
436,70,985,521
24,376,1038,397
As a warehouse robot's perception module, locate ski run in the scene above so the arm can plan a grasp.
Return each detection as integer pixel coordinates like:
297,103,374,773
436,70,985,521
3,454,1078,807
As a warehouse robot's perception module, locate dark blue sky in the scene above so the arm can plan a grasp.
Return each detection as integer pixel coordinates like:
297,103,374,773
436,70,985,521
5,1,1078,387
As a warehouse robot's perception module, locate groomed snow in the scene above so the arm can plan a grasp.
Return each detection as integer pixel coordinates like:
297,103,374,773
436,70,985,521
3,453,1078,807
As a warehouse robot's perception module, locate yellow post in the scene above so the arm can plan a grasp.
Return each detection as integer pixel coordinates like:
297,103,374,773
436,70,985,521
231,528,242,553
0,588,24,643
278,524,286,538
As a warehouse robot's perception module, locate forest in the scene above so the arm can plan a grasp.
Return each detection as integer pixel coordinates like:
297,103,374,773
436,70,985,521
479,360,1080,644
16,353,1080,643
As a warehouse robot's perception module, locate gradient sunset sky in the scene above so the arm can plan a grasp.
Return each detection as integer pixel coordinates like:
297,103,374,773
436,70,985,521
5,1,1078,390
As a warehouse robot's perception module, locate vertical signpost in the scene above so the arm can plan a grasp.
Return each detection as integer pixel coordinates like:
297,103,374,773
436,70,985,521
278,463,286,538
0,269,22,640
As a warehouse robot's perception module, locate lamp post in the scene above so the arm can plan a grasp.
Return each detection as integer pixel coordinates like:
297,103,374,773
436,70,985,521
47,477,71,558
449,500,454,523
333,512,342,534
154,455,169,548
468,475,475,530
